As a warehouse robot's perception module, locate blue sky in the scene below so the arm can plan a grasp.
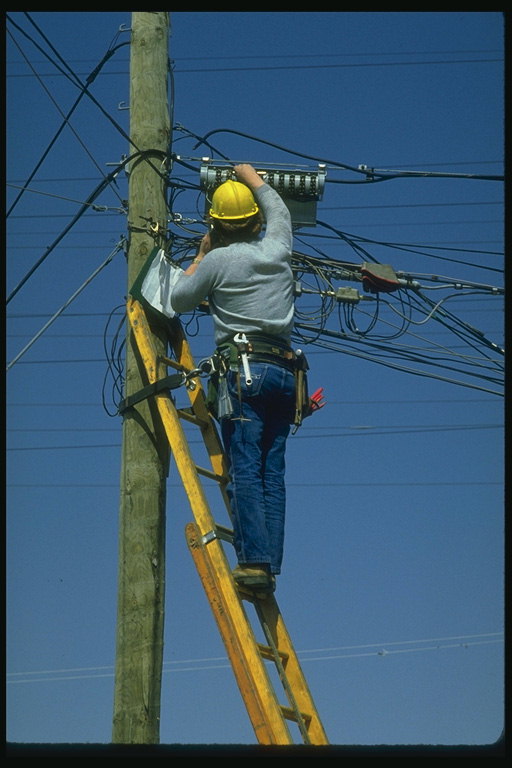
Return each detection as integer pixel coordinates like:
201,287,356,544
5,12,505,754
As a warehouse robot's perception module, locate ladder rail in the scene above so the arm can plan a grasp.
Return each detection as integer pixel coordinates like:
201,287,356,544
252,596,329,744
127,298,225,536
258,611,311,743
126,298,329,745
186,522,293,745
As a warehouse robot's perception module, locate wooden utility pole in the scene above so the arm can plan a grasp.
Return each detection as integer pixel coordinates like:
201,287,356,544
112,12,171,744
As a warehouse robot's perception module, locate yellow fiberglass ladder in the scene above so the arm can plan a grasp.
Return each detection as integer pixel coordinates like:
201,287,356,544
126,296,329,746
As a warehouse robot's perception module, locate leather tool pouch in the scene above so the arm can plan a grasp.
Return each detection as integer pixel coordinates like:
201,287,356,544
293,350,312,430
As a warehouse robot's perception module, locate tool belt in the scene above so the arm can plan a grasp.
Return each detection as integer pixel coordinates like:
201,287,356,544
220,333,296,371
206,333,312,429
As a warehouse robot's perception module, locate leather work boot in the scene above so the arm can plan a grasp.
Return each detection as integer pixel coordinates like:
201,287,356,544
232,564,273,590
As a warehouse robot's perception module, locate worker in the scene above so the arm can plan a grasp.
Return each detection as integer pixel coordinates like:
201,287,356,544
171,164,324,592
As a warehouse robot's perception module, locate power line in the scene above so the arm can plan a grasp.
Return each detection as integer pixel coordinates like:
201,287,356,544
6,422,503,433
6,424,503,451
7,47,504,66
6,632,503,684
6,241,126,371
7,56,503,79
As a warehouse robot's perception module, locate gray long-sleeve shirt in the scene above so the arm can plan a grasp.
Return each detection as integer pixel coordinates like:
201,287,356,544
171,183,294,346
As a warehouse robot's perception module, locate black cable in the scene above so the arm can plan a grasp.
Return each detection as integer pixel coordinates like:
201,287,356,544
7,13,170,201
6,151,161,304
6,32,127,217
190,127,504,182
101,304,126,417
293,324,503,395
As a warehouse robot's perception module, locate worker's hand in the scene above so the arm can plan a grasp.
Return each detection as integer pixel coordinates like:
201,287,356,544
197,232,212,258
184,232,212,274
234,163,265,190
309,387,326,412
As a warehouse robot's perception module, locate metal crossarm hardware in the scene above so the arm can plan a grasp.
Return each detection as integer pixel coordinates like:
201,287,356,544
126,297,329,745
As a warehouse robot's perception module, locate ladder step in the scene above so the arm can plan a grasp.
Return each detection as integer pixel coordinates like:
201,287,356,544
177,407,210,429
257,642,289,665
201,526,234,545
280,705,312,726
215,524,234,544
160,355,185,372
195,464,228,484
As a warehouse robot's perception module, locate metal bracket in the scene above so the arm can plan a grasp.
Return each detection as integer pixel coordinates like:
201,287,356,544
201,526,234,546
201,530,218,546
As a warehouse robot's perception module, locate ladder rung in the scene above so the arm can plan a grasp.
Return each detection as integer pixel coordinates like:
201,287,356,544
160,355,185,372
215,524,234,543
195,464,228,484
257,642,289,665
202,526,234,545
177,407,210,429
280,705,312,726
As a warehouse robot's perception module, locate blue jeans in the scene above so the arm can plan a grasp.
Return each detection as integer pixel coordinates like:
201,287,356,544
220,362,296,575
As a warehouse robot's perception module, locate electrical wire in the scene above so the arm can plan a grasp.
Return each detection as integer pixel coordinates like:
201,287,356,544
6,31,115,215
6,240,126,371
6,151,160,305
187,126,504,182
101,304,127,417
6,631,504,684
5,22,504,397
162,133,504,395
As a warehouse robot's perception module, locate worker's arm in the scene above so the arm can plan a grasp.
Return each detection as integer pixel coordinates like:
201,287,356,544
233,163,265,190
187,165,264,275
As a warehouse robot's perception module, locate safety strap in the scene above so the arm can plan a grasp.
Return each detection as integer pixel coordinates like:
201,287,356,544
118,373,184,414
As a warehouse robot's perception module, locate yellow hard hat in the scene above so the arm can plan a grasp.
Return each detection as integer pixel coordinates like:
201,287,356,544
209,180,259,220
